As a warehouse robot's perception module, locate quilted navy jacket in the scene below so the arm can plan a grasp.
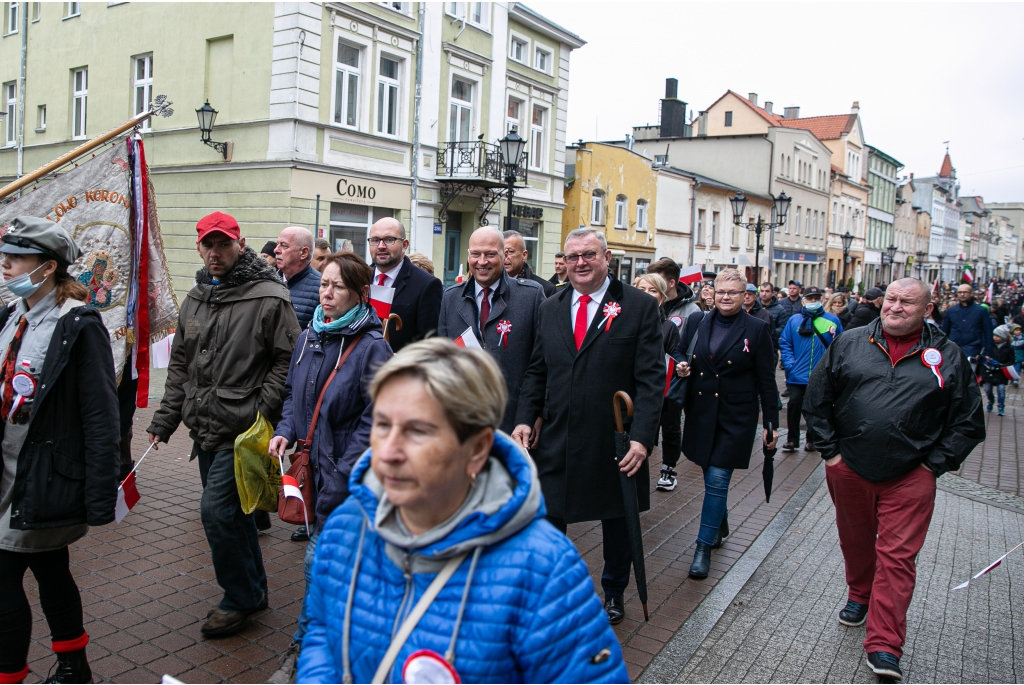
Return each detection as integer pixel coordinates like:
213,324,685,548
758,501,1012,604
296,432,629,684
285,263,322,330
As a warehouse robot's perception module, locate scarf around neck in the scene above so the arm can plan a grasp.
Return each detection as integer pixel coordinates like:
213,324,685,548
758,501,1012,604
312,302,369,334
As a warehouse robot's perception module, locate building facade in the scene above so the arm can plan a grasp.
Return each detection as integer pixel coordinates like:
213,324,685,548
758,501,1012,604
865,145,902,285
562,142,657,283
893,179,919,280
0,2,584,298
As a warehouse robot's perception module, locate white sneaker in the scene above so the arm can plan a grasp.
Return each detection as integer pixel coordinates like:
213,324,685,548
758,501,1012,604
267,642,300,684
657,467,677,491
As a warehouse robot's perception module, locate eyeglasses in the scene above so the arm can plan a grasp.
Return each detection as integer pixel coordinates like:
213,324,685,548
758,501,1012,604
368,237,401,247
715,290,744,298
564,252,600,263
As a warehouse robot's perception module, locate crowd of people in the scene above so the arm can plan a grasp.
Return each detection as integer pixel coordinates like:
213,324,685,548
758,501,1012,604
0,209,1004,683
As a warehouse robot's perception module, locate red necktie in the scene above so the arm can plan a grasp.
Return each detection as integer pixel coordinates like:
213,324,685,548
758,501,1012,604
1,317,28,420
377,274,387,286
574,294,591,350
479,287,491,334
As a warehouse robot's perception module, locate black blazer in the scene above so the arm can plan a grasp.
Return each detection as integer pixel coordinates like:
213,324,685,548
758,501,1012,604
516,277,664,522
676,309,780,470
386,256,443,352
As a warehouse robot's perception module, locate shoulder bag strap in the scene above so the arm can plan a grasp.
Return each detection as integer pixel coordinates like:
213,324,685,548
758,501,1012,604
685,312,708,362
371,552,470,684
302,332,366,447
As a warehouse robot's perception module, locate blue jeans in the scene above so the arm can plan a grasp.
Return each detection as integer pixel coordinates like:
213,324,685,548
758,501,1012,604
196,445,268,613
293,529,319,646
983,383,1006,410
697,466,733,546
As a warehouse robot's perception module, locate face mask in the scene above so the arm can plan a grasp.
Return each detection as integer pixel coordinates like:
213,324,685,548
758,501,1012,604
804,302,824,314
5,263,47,299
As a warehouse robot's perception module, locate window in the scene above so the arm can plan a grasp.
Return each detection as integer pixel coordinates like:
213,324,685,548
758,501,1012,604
376,56,400,136
72,68,87,139
805,208,811,237
36,104,45,131
64,1,79,18
731,223,739,247
506,97,522,134
724,111,732,127
711,211,720,245
3,81,15,146
783,206,789,234
31,2,39,22
654,154,667,165
812,210,818,238
832,201,838,233
614,195,627,229
591,190,605,225
5,1,17,34
330,203,393,261
529,104,545,171
334,41,361,128
794,208,801,239
747,224,754,249
696,209,705,244
133,54,153,130
468,2,487,28
636,200,648,231
509,36,527,63
449,77,474,142
377,1,410,13
534,47,550,74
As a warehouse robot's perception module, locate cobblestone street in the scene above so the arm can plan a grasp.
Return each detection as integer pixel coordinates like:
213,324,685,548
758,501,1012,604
19,374,1024,683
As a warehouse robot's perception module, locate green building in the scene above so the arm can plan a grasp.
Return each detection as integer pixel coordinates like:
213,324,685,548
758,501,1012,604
0,2,584,298
865,145,903,285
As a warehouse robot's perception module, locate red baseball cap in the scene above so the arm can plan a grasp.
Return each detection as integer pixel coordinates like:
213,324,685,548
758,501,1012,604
196,212,241,243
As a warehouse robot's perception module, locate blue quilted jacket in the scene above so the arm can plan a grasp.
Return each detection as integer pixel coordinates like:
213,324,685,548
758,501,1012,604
296,432,629,684
286,263,322,330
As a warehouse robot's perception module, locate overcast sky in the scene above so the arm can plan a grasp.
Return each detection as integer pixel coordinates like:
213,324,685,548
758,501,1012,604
532,2,1024,203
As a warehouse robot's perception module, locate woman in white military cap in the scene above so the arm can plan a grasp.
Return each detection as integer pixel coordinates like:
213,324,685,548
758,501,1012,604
0,216,119,684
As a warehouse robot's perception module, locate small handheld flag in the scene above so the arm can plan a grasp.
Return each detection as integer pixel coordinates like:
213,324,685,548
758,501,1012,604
1002,365,1020,382
455,264,464,284
452,327,482,350
952,540,1024,591
963,265,974,283
678,264,703,286
115,443,155,523
369,284,395,320
276,455,310,530
664,354,676,397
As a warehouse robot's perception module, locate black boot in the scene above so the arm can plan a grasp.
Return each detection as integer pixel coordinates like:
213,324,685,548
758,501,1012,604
118,430,134,482
45,648,92,684
712,516,729,549
689,542,711,579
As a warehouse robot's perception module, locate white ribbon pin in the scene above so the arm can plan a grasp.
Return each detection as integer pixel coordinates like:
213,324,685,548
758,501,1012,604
921,348,944,388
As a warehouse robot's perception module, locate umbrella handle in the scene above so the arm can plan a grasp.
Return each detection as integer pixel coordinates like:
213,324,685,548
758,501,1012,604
613,391,634,433
382,313,403,343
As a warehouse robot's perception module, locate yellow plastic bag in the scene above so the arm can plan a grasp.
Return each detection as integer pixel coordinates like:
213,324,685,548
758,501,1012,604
234,412,282,514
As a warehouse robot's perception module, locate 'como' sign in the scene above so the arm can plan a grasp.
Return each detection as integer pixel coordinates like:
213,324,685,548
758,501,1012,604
336,178,377,200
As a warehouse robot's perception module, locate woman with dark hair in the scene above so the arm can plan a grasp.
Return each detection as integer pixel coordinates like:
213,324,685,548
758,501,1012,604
268,251,393,681
0,217,119,684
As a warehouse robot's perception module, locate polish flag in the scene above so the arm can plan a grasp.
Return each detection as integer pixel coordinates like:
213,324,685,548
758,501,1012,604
679,264,703,286
452,327,482,350
1002,365,1020,381
985,282,994,304
952,540,1024,591
664,354,677,397
280,474,309,529
115,471,141,523
963,265,974,283
455,264,464,284
369,284,395,320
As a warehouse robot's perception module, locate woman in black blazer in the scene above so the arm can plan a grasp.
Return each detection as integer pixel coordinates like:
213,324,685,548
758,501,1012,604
674,270,780,578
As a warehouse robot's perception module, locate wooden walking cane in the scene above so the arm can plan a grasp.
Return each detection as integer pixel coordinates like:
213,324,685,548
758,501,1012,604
613,391,634,432
382,313,402,344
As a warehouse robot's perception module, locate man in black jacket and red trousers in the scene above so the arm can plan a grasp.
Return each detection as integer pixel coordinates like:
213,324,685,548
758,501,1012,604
513,227,663,626
804,278,985,682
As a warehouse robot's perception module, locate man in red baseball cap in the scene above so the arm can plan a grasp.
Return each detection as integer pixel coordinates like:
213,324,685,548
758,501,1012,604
148,211,300,638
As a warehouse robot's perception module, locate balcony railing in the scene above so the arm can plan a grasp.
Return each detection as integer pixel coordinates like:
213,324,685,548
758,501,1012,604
436,141,527,186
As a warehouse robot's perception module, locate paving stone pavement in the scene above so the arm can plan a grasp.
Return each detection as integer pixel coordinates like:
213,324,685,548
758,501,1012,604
672,475,1024,683
953,383,1023,496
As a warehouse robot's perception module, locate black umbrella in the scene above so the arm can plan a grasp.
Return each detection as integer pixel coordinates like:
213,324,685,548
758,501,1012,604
762,422,776,503
613,391,649,622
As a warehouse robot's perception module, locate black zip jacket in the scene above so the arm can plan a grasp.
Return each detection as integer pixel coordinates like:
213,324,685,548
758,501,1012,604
804,318,985,481
2,304,120,529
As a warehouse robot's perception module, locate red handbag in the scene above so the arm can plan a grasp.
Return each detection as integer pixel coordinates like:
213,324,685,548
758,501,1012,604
278,333,365,525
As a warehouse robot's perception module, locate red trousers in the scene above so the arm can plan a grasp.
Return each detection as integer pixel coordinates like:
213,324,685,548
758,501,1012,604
825,459,936,658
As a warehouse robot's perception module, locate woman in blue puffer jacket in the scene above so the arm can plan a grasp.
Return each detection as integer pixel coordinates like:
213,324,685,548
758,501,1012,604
297,339,628,684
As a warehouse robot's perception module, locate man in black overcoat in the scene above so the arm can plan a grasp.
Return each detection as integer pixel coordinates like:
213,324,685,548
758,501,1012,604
368,217,443,352
513,227,663,625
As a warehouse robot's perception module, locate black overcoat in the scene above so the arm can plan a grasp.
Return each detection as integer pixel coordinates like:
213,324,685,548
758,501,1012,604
516,277,664,522
386,256,443,352
676,309,780,471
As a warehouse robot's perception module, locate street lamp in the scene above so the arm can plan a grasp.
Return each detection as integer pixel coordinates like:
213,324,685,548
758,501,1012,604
730,191,790,285
498,130,527,230
937,253,947,288
195,101,229,159
885,244,898,282
841,231,854,288
915,251,926,279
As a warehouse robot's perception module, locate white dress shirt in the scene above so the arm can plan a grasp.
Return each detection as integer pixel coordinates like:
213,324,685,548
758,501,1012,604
373,259,404,288
570,276,612,333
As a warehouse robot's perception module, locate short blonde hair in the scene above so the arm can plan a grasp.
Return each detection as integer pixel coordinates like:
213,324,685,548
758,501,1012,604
714,268,747,291
636,273,668,300
369,338,507,442
407,252,434,276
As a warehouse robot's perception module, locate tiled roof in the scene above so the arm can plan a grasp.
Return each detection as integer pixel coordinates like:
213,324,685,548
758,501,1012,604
705,90,785,126
778,114,856,140
939,153,954,177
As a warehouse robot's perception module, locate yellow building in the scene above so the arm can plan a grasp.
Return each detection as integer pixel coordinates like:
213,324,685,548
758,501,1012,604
562,142,657,282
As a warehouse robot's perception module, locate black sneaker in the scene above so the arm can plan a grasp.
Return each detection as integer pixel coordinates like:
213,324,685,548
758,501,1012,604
866,651,902,681
839,599,868,626
656,467,677,491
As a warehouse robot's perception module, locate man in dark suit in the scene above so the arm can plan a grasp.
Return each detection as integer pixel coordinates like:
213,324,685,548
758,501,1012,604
549,252,569,288
504,230,555,297
368,217,443,352
438,227,544,434
513,227,664,625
